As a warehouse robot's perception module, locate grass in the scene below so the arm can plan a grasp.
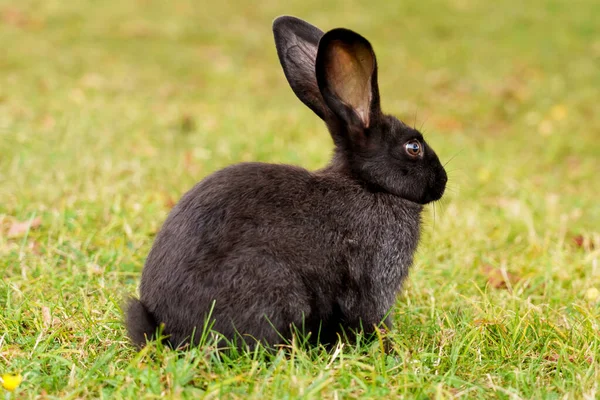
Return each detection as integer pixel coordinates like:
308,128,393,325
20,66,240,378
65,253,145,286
1,0,599,398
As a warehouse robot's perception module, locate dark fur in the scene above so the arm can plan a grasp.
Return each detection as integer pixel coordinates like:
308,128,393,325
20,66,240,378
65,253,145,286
126,16,447,349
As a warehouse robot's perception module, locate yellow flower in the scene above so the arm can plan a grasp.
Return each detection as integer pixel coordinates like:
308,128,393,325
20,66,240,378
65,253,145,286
585,287,600,302
1,374,23,392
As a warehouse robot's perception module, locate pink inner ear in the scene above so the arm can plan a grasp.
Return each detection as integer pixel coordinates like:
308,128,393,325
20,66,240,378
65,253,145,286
326,40,374,127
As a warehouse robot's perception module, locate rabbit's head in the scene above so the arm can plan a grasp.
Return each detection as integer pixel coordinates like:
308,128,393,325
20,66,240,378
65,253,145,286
273,16,447,204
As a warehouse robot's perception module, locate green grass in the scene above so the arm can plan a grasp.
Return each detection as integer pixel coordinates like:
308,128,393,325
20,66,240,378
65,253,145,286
1,0,599,398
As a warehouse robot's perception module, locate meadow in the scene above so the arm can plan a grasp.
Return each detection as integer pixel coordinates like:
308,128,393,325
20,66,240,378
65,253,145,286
1,0,599,398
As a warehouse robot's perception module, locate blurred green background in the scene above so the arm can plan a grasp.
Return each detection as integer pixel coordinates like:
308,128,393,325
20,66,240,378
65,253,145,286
1,0,599,398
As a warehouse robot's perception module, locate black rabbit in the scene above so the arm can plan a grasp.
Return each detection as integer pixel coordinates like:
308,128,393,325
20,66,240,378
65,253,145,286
126,16,447,350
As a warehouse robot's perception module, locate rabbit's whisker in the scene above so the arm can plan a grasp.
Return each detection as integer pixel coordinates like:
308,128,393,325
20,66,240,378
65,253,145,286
443,149,463,167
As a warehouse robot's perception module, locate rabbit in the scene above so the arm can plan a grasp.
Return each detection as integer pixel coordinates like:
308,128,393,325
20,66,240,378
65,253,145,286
126,15,447,350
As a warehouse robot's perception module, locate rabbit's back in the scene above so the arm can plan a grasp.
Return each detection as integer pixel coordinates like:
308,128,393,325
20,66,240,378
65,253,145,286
139,162,421,346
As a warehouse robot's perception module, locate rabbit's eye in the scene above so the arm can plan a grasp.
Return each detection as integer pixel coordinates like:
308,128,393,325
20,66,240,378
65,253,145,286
404,140,423,157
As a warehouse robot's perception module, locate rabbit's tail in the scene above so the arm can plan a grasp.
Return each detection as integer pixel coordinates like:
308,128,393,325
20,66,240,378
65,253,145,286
125,297,158,348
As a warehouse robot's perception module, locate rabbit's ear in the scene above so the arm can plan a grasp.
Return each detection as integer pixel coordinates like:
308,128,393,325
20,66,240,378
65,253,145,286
273,16,329,120
316,28,380,132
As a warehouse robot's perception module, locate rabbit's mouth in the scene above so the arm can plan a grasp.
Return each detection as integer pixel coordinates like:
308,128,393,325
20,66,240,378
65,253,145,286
420,168,447,204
